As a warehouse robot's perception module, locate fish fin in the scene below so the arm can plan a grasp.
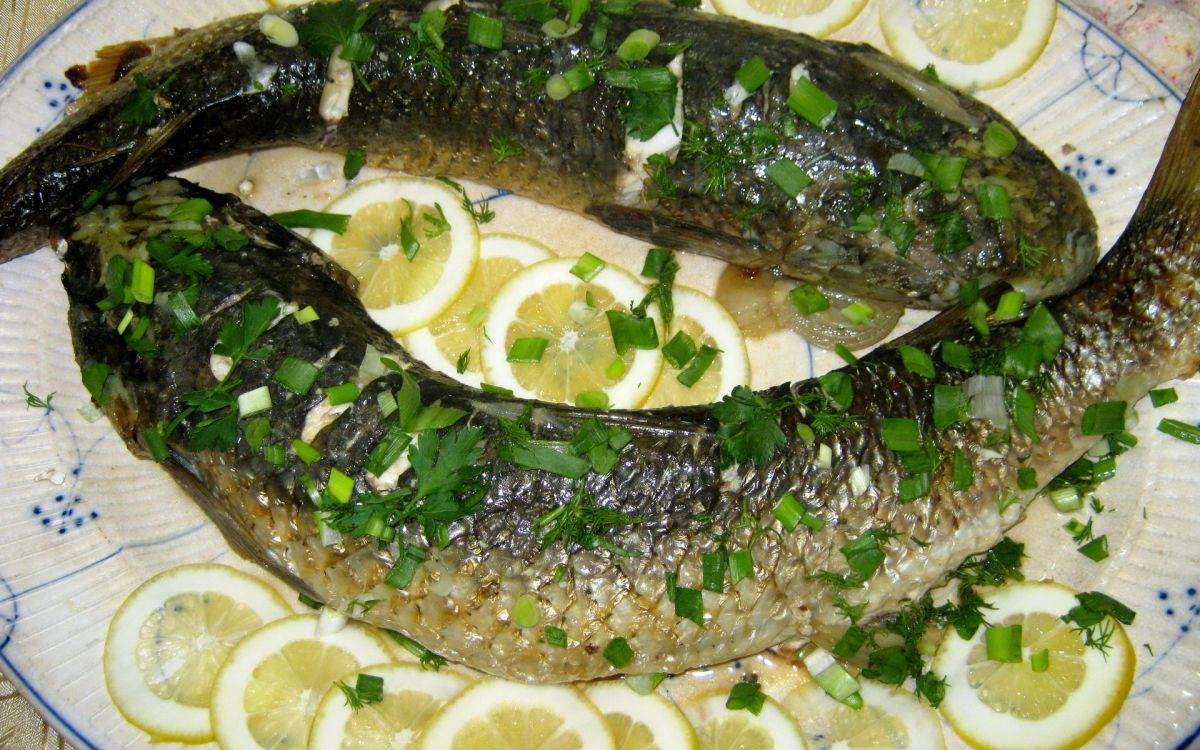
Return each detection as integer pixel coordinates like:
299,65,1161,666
64,36,177,99
882,281,1012,349
1135,73,1200,218
107,112,195,190
586,204,777,269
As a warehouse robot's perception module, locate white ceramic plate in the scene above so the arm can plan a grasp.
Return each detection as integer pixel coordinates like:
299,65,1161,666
0,1,1192,748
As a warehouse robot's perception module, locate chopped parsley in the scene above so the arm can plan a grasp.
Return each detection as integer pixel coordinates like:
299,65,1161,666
299,0,379,88
533,484,645,556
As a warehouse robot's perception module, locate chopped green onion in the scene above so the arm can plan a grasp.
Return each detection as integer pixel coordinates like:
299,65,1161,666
1093,456,1117,482
640,248,673,279
1081,401,1126,435
142,424,169,462
983,121,1018,158
952,448,973,490
544,626,568,647
343,149,367,179
977,182,1011,219
570,253,606,282
354,673,384,704
237,385,272,417
883,217,916,254
545,74,571,100
565,0,589,26
128,316,151,342
1020,304,1064,361
480,382,515,397
1003,341,1042,380
365,424,411,476
467,12,505,49
602,67,675,92
726,681,765,715
800,508,825,531
130,259,155,304
603,637,635,667
384,544,426,588
677,345,718,388
606,311,659,354
294,305,319,324
564,62,595,92
933,210,973,253
728,548,754,585
834,344,857,365
512,593,541,628
1010,385,1038,441
662,331,698,368
766,159,812,198
985,624,1023,663
789,284,829,314
842,301,874,325
813,662,861,703
166,291,202,331
326,382,361,406
167,198,213,223
1158,418,1200,443
787,77,837,129
674,586,703,625
898,447,935,475
605,357,627,380
1030,648,1050,672
272,356,320,395
993,290,1026,321
1017,467,1038,490
617,29,659,61
377,389,398,417
541,18,569,35
941,341,974,370
849,210,876,233
735,56,770,92
702,551,726,593
1078,535,1109,562
898,473,930,502
1048,486,1082,512
507,337,550,364
773,492,804,531
271,209,351,234
841,531,885,581
624,673,667,694
292,439,322,465
116,309,135,335
326,467,355,503
832,625,868,659
466,303,489,328
1150,388,1179,407
919,153,968,193
590,11,610,48
263,443,286,466
575,389,610,409
881,417,921,452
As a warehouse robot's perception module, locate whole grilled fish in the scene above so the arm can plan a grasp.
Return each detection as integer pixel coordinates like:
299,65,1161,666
45,73,1199,683
0,0,1095,307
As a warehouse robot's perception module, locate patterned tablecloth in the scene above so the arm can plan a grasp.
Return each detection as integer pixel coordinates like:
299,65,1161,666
0,0,1196,747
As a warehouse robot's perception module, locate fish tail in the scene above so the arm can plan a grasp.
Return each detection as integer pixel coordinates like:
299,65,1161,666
1136,73,1200,222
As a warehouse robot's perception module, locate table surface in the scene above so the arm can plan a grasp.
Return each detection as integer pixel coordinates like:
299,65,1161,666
0,0,1197,748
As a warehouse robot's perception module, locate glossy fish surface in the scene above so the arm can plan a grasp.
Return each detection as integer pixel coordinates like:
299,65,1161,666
0,0,1095,307
51,71,1200,683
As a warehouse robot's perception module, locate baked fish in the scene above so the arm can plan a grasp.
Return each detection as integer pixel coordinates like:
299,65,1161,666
0,0,1095,307
44,70,1199,682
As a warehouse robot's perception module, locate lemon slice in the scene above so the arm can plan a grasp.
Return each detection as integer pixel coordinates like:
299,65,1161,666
404,233,554,387
710,0,867,38
310,176,480,335
584,681,699,750
642,286,749,408
309,662,472,749
417,677,616,750
932,581,1135,750
481,257,663,408
102,563,291,743
210,613,395,749
880,0,1057,90
680,690,809,750
785,679,945,749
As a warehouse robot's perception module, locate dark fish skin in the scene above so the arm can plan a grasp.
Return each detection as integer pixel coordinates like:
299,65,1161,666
48,73,1199,683
0,0,1094,307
